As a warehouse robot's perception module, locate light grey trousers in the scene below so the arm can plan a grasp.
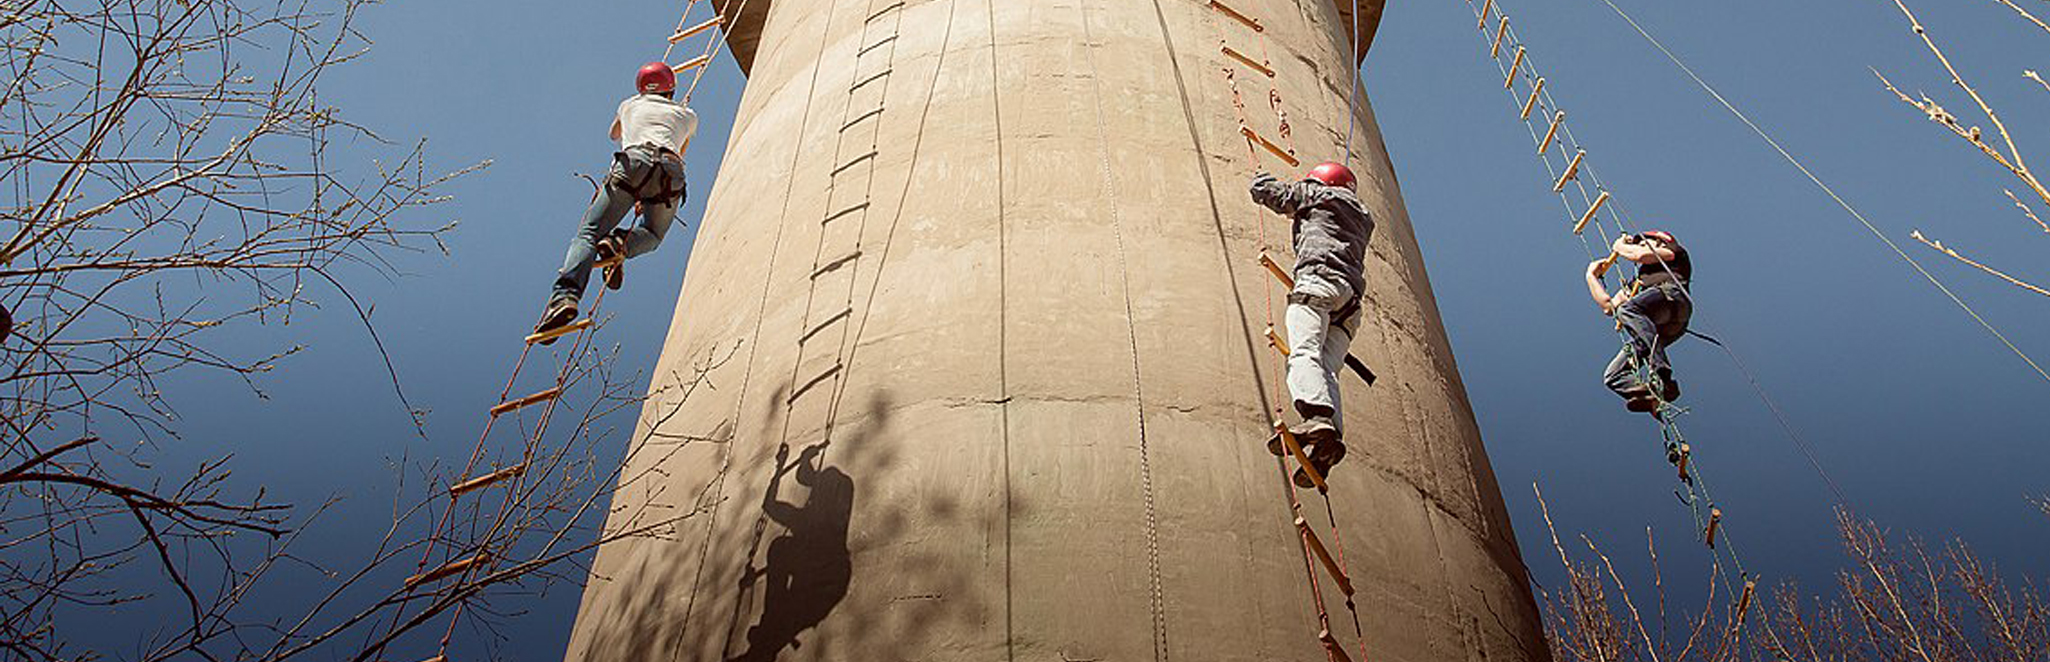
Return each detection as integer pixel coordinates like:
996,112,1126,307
1285,273,1360,434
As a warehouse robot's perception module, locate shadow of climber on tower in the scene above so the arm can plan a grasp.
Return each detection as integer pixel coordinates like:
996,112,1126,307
1251,162,1374,489
534,62,698,341
731,442,853,662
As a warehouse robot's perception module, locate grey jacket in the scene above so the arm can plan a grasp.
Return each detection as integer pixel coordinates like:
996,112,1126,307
1250,172,1373,299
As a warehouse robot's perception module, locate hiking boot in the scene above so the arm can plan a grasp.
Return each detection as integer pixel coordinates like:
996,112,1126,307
594,232,627,291
534,295,579,345
1294,437,1349,489
1269,416,1337,457
1625,393,1661,413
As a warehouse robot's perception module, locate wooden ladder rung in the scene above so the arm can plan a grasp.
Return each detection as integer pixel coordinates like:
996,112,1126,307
1504,46,1525,89
1571,191,1610,235
417,656,447,662
1552,149,1584,192
1319,629,1355,662
866,1,907,22
450,464,526,496
1274,422,1328,492
1221,44,1275,78
406,554,487,588
1491,16,1510,59
525,318,593,345
841,106,885,131
668,16,724,43
490,387,561,417
670,54,712,74
1478,0,1495,29
858,34,898,57
822,202,870,225
1240,125,1300,167
1264,325,1289,357
1704,507,1723,548
1208,0,1264,31
1258,252,1296,289
832,150,880,176
1675,442,1692,481
1537,110,1565,155
1296,516,1355,596
1520,77,1546,120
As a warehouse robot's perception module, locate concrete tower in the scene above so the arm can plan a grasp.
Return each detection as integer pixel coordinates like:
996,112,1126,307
565,1,1545,660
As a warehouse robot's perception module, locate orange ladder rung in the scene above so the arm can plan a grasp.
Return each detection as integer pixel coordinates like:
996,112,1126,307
667,16,724,43
489,387,561,417
417,656,447,662
1704,507,1724,548
1504,46,1524,89
1258,252,1296,289
1537,110,1565,155
1264,325,1289,357
1478,0,1495,29
1240,125,1300,167
671,54,712,74
1296,516,1355,596
406,554,487,588
450,464,526,496
1221,44,1275,78
1520,77,1546,120
1675,442,1692,481
1571,191,1610,235
1491,16,1510,59
1208,0,1264,31
1552,149,1584,192
525,318,593,345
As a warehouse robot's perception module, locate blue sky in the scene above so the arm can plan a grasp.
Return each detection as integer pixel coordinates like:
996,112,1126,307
126,0,2050,656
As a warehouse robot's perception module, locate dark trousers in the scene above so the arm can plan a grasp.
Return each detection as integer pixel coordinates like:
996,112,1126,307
1602,283,1692,397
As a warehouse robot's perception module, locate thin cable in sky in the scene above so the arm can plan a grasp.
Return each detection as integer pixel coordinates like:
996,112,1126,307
1594,0,2050,384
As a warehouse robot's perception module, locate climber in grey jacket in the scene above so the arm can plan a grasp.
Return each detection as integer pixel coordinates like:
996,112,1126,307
1250,162,1374,489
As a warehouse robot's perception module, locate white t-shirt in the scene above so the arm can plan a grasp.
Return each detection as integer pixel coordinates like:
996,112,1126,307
615,94,698,153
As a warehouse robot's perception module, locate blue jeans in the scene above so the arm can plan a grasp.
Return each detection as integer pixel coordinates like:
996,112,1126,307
551,176,683,301
1602,283,1691,397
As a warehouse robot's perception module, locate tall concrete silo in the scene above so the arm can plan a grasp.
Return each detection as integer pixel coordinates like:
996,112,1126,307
564,1,1547,660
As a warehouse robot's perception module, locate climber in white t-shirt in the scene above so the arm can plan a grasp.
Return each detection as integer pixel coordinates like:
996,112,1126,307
536,62,701,340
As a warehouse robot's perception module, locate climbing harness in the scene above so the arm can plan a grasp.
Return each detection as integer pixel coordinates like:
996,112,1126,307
1207,2,1376,660
366,1,753,659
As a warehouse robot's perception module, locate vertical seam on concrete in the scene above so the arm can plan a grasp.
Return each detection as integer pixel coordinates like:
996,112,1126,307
680,0,839,646
984,0,1015,659
1075,2,1168,660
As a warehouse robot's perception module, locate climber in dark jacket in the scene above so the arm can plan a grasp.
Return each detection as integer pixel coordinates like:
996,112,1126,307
1585,230,1692,414
1251,162,1374,488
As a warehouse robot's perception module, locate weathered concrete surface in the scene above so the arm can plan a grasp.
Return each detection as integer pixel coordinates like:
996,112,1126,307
566,1,1546,661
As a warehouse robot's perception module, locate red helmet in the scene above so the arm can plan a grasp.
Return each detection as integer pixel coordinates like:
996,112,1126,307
1639,229,1678,246
1306,162,1357,190
636,62,677,94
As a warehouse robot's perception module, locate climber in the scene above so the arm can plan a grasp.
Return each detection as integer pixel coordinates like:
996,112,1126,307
1585,230,1692,414
1251,162,1374,489
535,62,699,340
